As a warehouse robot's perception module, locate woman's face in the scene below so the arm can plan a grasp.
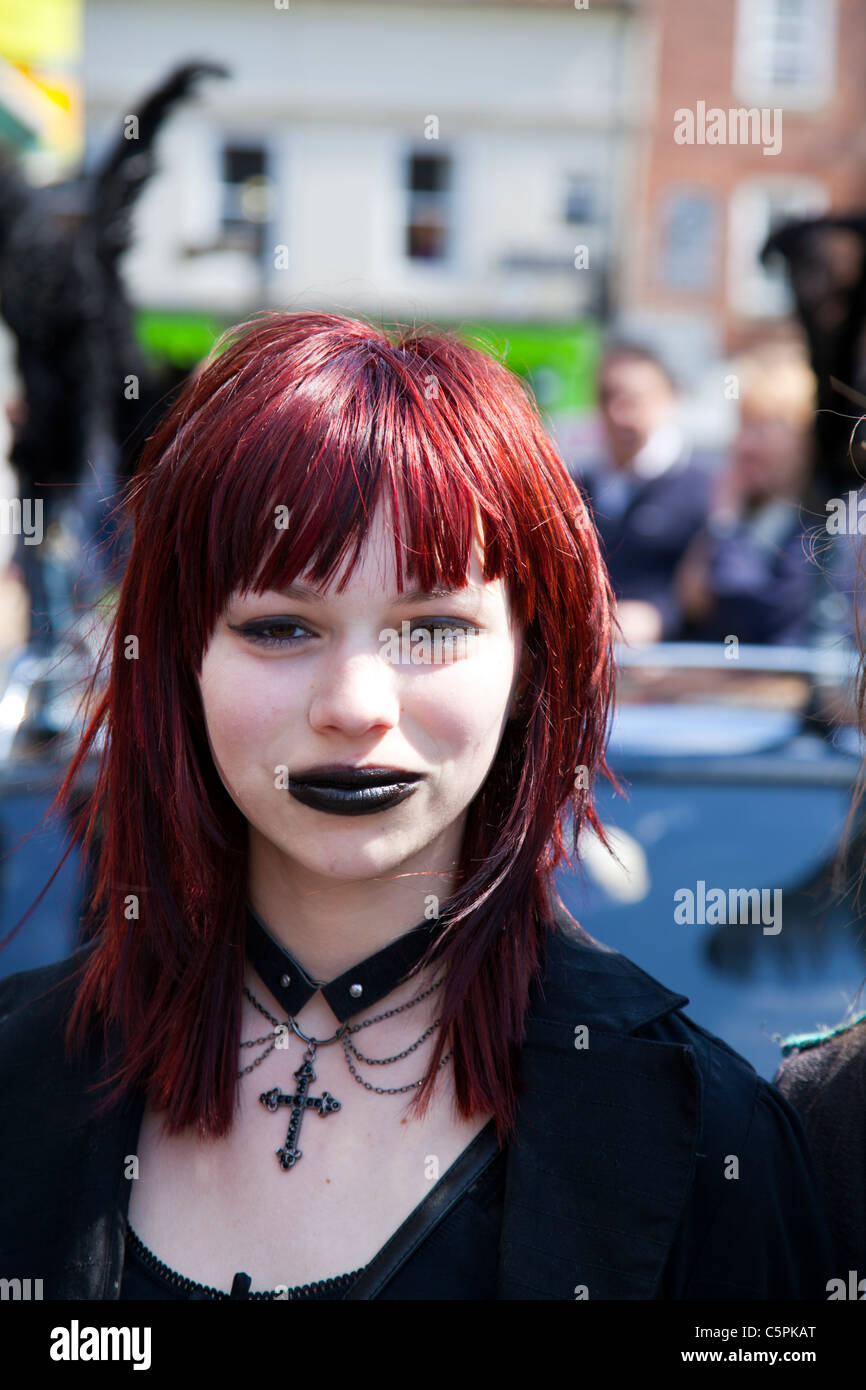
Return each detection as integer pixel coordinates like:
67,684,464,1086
197,502,527,895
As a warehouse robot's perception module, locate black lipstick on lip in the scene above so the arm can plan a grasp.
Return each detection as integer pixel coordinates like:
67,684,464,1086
286,765,424,817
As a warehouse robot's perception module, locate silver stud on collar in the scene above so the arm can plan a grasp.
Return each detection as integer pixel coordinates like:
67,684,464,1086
349,983,363,998
281,974,291,988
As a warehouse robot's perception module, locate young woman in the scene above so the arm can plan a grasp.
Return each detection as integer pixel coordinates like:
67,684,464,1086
0,311,834,1300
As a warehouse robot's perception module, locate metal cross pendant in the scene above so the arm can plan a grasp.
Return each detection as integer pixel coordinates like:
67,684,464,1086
259,1046,341,1171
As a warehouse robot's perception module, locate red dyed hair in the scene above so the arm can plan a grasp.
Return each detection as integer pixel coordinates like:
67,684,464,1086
40,311,618,1145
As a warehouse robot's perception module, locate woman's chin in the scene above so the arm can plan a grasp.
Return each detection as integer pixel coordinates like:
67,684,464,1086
270,833,428,883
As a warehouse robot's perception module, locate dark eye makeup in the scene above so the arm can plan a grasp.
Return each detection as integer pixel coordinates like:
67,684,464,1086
227,618,481,650
228,619,310,648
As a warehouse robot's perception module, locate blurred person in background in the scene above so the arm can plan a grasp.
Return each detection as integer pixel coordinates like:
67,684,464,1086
573,342,714,645
674,345,821,647
774,999,866,1287
773,612,866,1284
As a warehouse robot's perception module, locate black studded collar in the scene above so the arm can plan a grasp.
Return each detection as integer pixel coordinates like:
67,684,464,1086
244,901,446,1024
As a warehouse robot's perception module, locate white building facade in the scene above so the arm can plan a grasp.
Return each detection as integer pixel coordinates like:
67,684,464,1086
83,0,644,332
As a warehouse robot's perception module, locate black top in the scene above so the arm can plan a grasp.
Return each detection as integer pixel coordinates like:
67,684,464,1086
120,1119,505,1301
0,901,838,1300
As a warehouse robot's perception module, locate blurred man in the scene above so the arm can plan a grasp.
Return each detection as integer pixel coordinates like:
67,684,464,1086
574,343,713,643
674,345,819,646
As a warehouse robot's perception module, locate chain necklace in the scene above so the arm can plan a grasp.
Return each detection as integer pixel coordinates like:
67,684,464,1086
239,976,452,1171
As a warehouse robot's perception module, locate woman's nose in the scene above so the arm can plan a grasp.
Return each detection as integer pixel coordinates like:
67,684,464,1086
307,645,402,736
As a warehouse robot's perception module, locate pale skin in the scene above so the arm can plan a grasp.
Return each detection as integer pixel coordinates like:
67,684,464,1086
127,501,530,1290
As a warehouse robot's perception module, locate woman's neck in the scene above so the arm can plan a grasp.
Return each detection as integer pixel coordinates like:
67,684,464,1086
246,827,459,984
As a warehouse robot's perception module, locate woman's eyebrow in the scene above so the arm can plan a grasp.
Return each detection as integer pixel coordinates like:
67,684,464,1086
272,582,474,603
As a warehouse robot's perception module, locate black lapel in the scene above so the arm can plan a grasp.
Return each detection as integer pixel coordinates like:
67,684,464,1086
0,943,144,1300
3,904,699,1300
66,1084,145,1299
343,1119,501,1300
497,902,700,1299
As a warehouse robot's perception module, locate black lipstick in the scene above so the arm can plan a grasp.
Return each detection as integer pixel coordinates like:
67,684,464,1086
287,765,423,817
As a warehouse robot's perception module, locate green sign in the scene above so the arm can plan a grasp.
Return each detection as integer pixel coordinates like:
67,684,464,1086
134,309,228,368
443,320,599,414
134,309,599,414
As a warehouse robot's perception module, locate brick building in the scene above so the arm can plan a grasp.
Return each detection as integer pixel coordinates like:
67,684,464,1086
621,0,866,376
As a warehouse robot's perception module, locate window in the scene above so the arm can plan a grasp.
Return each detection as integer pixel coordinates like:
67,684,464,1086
728,179,829,317
733,0,837,107
219,142,273,260
404,152,452,262
563,175,599,226
657,188,720,292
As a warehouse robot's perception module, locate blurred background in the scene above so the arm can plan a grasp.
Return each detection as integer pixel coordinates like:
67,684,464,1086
1,0,866,1079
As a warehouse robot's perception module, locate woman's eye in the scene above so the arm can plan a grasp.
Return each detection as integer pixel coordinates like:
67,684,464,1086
228,618,480,654
231,620,311,648
409,621,479,640
405,621,481,657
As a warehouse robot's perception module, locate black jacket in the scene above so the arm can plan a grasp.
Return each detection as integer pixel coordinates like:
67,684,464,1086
0,902,834,1300
575,448,713,640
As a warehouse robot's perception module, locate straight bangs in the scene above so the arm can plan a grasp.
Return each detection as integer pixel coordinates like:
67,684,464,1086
150,313,544,678
43,310,617,1145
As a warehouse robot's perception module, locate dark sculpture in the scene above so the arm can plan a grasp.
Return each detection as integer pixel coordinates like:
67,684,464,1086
0,60,229,651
